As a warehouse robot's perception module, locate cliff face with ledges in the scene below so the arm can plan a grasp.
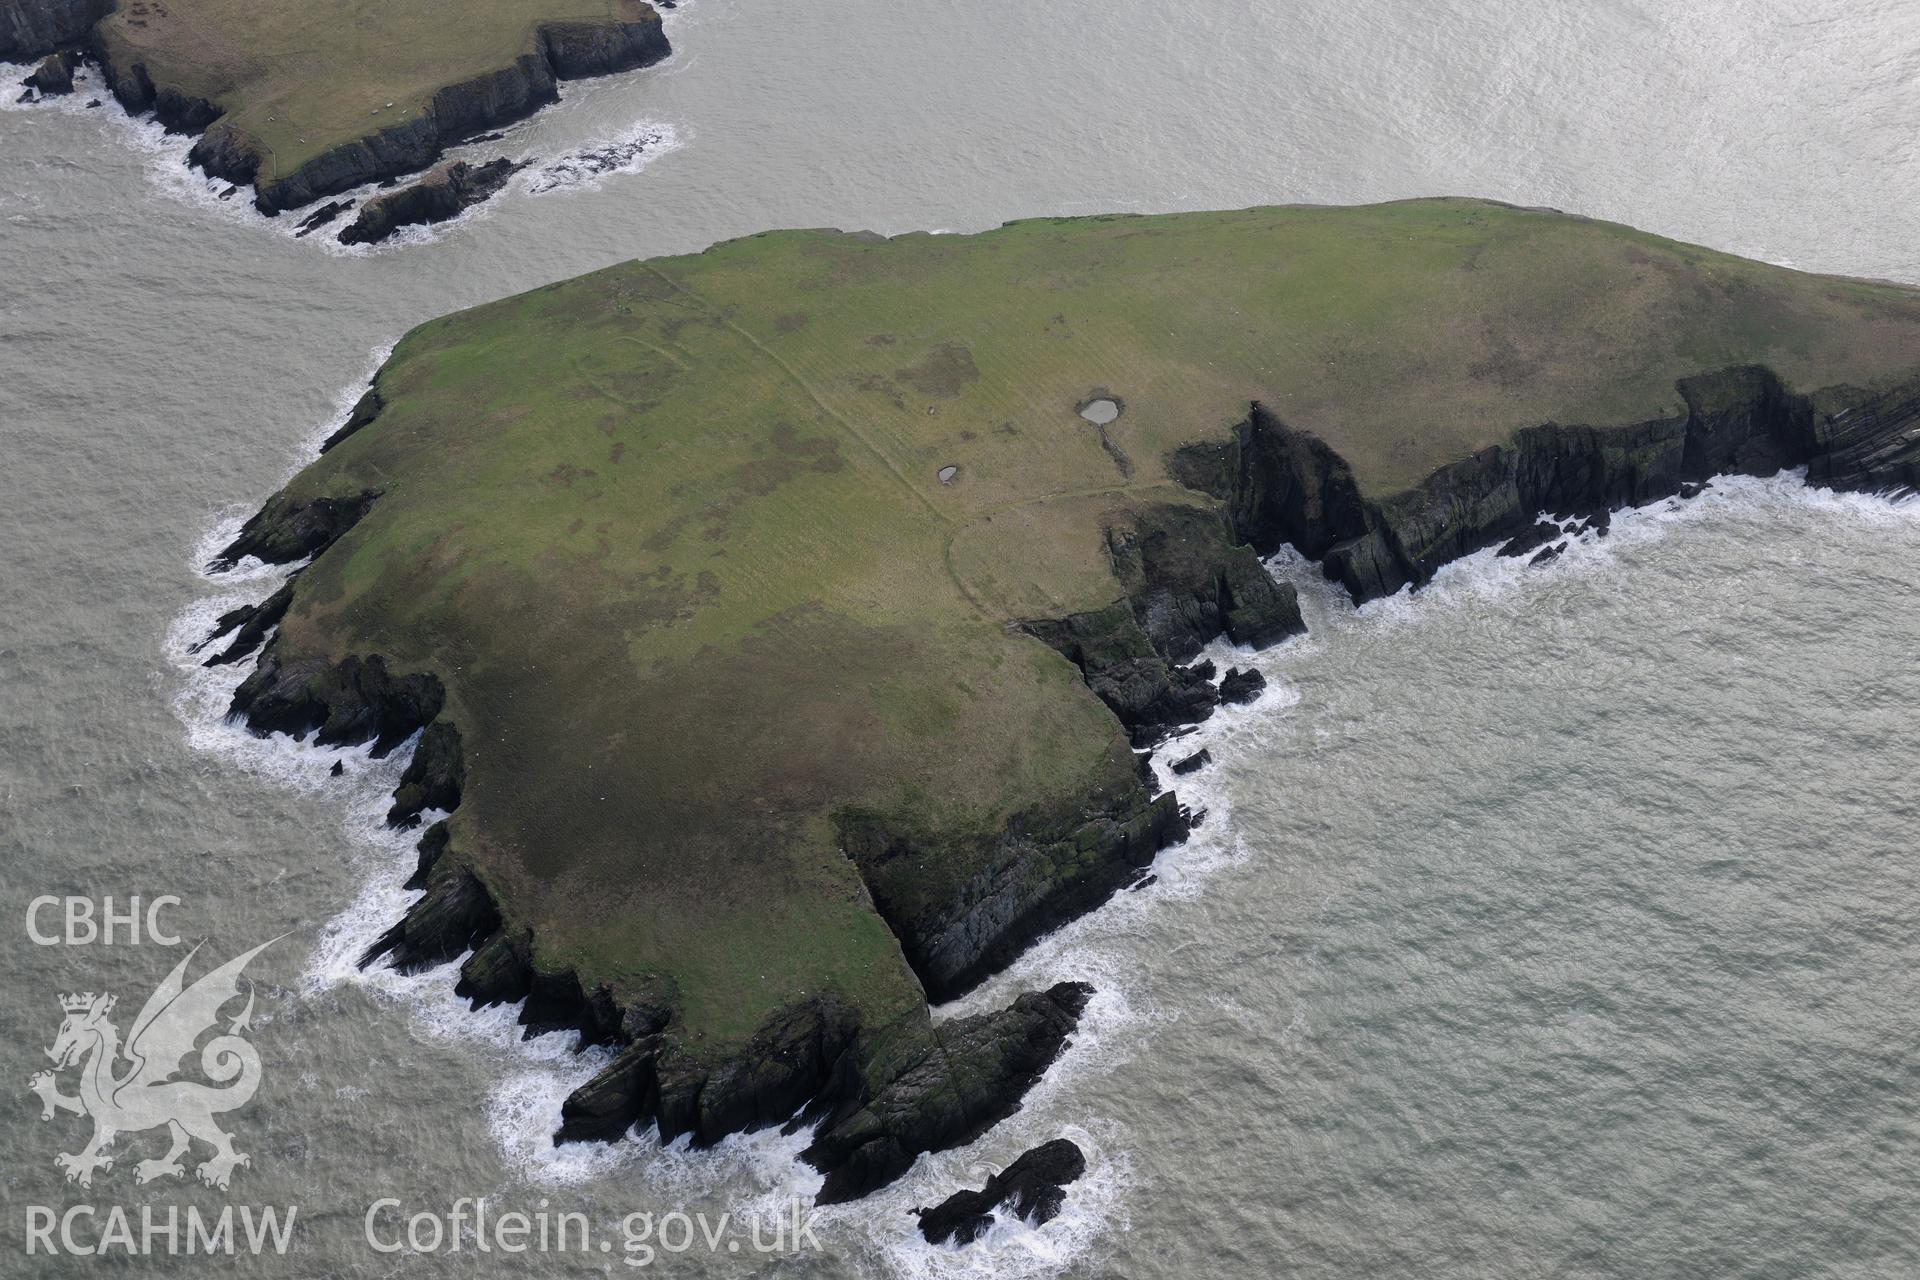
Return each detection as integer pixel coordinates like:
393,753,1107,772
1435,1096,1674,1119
14,2,668,213
0,0,105,60
188,16,669,213
1224,366,1920,604
177,205,1920,1205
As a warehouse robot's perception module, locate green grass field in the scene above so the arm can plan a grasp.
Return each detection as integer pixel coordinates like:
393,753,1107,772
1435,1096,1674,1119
259,200,1920,1046
94,0,652,186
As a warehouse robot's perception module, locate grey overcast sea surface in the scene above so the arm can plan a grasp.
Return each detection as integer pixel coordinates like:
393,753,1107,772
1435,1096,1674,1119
4,0,1919,1275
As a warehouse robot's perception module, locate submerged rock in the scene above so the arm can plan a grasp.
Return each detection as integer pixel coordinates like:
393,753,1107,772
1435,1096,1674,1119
337,158,525,246
914,1137,1088,1246
526,127,672,193
293,199,355,237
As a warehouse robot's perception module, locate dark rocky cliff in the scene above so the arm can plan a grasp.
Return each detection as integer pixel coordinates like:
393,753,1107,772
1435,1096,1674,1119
195,359,1920,1201
191,16,669,213
914,1136,1087,1245
844,501,1306,1005
840,789,1189,1005
336,157,526,245
1807,377,1920,495
196,441,1304,1201
0,0,106,61
19,6,666,213
1214,366,1920,604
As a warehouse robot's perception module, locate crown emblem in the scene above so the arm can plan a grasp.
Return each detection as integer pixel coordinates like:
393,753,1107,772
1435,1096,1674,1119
59,992,98,1013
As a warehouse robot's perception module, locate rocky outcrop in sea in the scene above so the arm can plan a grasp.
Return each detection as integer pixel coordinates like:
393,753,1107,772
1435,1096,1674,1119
913,1137,1088,1245
336,157,526,245
194,360,1920,1202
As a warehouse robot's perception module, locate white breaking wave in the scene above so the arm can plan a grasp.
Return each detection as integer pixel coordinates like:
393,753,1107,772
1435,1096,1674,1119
166,339,1920,1276
843,637,1299,1277
5,61,680,249
523,120,684,195
1350,469,1920,629
163,348,845,1226
163,346,640,1193
0,60,101,113
866,467,1920,1276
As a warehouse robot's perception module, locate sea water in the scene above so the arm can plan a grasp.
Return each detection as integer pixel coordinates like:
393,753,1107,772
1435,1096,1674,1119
3,1,1917,1274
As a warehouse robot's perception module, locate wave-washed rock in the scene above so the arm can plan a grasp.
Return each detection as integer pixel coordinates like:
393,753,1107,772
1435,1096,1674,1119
0,0,104,62
336,157,526,245
914,1137,1088,1245
193,356,1920,1202
197,17,667,214
1176,364,1920,605
18,47,75,94
8,2,669,214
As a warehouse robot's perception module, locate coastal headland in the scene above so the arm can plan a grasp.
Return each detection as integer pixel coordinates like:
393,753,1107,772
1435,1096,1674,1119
2,0,668,213
197,200,1920,1199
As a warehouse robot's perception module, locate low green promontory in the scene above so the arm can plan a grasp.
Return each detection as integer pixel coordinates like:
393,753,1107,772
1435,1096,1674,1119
9,0,668,210
213,201,1920,1162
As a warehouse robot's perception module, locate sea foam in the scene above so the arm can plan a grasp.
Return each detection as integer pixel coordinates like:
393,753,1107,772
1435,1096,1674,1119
167,345,1920,1274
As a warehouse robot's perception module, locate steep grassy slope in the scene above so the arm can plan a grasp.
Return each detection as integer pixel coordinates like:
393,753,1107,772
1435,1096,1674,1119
207,200,1920,1186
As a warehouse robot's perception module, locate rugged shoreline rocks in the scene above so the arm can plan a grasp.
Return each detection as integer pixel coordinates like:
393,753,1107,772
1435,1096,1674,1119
2,2,669,215
842,502,1305,1004
1217,365,1920,604
1023,504,1304,747
336,158,527,246
197,348,1920,1200
194,406,1305,1200
183,18,668,214
914,1137,1088,1245
0,0,103,62
20,47,75,93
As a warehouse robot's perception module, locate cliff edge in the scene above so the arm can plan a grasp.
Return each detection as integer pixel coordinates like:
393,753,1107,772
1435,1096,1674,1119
198,200,1920,1196
3,0,669,212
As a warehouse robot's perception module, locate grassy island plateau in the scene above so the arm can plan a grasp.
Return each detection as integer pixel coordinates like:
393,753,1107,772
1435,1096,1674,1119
196,199,1920,1200
2,0,668,213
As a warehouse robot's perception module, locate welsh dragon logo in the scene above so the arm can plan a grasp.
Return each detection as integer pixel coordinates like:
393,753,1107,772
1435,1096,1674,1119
28,939,278,1190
